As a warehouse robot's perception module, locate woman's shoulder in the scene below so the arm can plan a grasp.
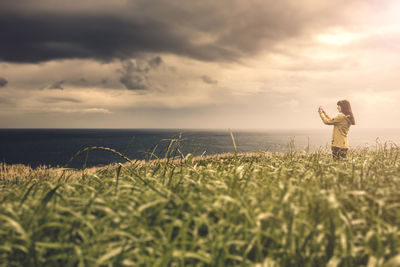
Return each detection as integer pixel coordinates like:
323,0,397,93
337,113,351,123
336,113,346,118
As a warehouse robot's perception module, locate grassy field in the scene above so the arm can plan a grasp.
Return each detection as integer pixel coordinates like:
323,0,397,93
1,142,400,266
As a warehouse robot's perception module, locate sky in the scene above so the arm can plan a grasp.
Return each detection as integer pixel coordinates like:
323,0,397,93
1,0,400,129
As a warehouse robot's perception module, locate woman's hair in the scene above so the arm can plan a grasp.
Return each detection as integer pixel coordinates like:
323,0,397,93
337,100,355,125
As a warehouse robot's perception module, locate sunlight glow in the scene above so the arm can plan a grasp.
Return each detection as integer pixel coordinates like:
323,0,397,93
316,32,352,46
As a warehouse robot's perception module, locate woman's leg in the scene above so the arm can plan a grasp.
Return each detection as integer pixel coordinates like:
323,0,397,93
332,146,340,160
332,146,348,160
339,148,348,159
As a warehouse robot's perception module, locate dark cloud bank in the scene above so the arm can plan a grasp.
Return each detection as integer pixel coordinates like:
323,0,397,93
0,0,369,64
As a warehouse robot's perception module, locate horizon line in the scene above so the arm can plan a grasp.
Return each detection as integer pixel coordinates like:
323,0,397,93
1,127,400,131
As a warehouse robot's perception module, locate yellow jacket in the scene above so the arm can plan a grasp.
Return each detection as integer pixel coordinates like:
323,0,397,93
319,112,351,148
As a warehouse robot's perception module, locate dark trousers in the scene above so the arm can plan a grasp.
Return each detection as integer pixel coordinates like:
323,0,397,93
332,146,348,160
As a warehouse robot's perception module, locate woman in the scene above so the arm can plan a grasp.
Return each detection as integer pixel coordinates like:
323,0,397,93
318,100,355,159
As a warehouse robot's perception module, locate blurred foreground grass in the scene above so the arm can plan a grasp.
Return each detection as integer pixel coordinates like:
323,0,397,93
1,145,400,266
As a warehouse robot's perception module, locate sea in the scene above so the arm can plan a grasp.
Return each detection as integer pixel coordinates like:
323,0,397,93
1,128,400,168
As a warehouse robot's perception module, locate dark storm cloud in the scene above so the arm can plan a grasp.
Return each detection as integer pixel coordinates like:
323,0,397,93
148,56,163,68
49,80,65,90
120,73,148,90
118,56,163,90
0,77,8,87
201,75,218,85
0,3,234,63
0,0,370,63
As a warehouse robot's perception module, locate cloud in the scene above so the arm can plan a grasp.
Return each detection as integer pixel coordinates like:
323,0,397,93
0,77,8,87
43,107,112,114
201,75,218,85
148,56,163,68
48,80,65,90
118,56,163,90
68,77,112,88
0,97,13,106
0,0,375,63
120,73,147,90
41,96,82,103
277,56,359,72
118,61,149,90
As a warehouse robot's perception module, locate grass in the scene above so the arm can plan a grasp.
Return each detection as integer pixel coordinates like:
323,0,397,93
0,140,400,266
